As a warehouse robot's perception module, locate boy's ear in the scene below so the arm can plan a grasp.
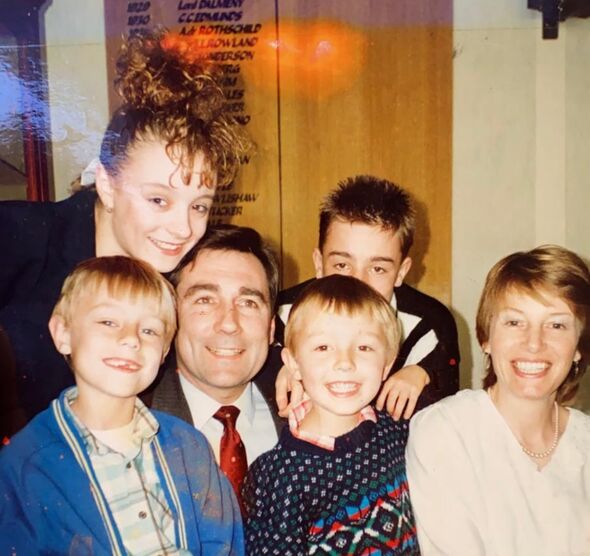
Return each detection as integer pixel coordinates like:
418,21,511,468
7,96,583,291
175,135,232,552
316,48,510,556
281,347,302,381
312,248,324,279
268,316,276,345
49,315,72,355
95,162,115,212
394,256,412,287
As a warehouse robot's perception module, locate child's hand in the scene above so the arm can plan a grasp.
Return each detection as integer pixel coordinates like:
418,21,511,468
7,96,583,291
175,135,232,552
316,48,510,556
375,365,430,420
275,364,306,417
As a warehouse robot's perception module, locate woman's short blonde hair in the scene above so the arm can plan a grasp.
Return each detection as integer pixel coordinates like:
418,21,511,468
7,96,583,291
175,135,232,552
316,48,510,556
52,256,177,347
285,275,401,360
476,245,590,404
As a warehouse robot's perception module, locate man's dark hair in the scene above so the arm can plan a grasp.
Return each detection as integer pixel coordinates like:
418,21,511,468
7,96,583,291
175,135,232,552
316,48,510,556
170,225,279,309
318,175,416,258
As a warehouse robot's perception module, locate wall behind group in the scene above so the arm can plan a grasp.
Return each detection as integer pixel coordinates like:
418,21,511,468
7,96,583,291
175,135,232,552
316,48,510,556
44,1,110,199
36,0,590,410
452,0,590,409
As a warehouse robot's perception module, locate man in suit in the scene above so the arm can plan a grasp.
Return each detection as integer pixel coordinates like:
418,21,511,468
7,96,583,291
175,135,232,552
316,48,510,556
151,226,282,482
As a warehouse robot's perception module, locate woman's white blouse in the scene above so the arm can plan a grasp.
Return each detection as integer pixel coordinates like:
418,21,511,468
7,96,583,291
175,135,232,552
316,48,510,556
406,389,590,556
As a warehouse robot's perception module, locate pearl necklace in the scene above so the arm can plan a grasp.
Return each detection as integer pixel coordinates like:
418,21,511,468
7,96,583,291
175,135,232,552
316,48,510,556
519,401,560,459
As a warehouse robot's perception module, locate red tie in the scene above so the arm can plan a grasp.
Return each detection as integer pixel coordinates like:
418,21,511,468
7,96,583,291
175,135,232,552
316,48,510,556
213,405,248,509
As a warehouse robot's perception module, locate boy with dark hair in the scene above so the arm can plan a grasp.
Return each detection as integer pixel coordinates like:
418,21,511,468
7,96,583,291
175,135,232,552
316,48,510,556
243,275,419,554
0,256,242,555
277,175,460,419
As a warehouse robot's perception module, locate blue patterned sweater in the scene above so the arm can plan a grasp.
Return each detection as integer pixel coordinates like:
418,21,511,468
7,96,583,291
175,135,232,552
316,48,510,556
243,410,419,555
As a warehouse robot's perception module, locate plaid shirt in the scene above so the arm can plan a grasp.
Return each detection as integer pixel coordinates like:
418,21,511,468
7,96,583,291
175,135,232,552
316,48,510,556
65,389,189,556
288,400,377,451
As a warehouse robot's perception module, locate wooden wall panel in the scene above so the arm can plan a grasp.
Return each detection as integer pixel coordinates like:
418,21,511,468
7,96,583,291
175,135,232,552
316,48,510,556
274,1,452,302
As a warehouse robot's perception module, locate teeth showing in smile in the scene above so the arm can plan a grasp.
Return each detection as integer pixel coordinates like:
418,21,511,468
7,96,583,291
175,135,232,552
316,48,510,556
207,347,244,356
150,238,182,252
104,358,141,372
514,361,549,375
327,382,359,394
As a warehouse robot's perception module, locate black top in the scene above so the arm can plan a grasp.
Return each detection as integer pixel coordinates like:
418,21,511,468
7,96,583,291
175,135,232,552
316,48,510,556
0,190,96,434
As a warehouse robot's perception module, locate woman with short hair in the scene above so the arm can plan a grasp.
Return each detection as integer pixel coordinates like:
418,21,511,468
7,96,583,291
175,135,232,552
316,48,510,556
407,244,590,555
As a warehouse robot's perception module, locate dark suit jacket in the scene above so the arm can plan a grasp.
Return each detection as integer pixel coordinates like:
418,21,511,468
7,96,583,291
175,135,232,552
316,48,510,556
146,346,285,438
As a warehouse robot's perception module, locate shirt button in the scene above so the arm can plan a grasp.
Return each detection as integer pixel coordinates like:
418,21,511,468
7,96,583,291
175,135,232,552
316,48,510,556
126,462,132,469
138,511,147,519
231,456,236,463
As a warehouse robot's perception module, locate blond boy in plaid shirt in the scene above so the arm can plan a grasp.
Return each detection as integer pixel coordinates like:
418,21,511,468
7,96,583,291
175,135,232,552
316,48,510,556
0,257,242,555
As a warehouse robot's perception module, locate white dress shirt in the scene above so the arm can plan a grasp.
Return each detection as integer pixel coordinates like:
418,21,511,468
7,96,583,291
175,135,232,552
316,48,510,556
178,374,279,466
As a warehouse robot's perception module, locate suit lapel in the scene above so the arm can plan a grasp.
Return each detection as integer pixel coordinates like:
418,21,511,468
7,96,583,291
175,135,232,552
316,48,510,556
151,366,194,426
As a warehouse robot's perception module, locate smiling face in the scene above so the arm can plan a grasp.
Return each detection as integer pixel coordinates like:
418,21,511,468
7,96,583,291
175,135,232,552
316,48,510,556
484,289,582,404
95,139,216,273
50,288,169,408
283,310,392,436
175,249,275,403
313,220,412,302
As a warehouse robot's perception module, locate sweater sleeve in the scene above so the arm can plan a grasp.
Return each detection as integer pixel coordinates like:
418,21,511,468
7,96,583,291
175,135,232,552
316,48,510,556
243,453,307,555
412,311,460,411
406,403,486,555
393,285,460,410
0,468,41,555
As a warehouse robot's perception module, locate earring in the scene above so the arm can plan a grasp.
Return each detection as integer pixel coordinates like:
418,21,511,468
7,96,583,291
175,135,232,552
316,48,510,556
573,360,580,377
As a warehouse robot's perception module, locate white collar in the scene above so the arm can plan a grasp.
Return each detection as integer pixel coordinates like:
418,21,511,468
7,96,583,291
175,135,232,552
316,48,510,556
178,372,255,429
390,289,398,311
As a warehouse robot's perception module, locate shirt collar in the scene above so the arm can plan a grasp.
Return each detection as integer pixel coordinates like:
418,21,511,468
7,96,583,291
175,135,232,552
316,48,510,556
63,387,158,457
288,399,377,451
178,371,255,428
390,289,398,311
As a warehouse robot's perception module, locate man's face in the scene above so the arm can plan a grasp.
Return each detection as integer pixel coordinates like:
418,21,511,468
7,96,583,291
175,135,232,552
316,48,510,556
313,219,412,302
175,249,275,402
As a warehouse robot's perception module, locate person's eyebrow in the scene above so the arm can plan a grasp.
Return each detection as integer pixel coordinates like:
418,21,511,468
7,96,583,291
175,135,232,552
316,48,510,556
182,283,219,299
326,251,396,264
501,306,573,318
239,287,269,305
139,182,216,200
368,256,396,264
325,250,352,258
86,302,125,314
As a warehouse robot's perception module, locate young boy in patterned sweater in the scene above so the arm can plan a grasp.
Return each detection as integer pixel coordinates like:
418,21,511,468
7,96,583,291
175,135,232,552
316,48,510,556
0,257,242,555
243,274,419,555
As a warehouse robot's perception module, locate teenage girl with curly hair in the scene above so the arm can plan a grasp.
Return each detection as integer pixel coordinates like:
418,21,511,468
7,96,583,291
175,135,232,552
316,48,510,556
0,29,252,434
